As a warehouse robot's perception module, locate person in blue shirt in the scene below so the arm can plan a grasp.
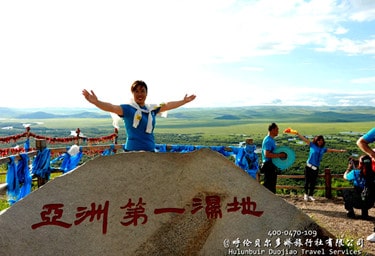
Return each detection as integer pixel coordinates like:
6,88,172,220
82,80,196,152
232,138,259,179
296,132,346,201
357,128,375,242
343,156,373,219
357,127,375,161
261,123,286,193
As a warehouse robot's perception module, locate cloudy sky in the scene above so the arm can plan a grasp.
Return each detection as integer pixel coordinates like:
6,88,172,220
1,0,375,109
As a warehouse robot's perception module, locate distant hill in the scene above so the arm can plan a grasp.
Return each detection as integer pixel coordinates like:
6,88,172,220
12,111,109,119
0,107,23,117
214,114,241,120
0,107,109,119
1,106,375,123
168,106,375,123
16,111,59,119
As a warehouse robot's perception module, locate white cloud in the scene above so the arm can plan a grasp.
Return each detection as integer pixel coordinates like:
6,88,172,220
240,67,264,72
349,0,375,21
0,0,375,109
351,76,375,84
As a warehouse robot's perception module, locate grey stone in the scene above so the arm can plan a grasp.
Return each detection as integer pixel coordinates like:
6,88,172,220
0,149,337,255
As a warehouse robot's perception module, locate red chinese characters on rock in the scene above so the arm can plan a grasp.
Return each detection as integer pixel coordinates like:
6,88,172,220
74,201,109,234
31,195,263,234
31,203,72,229
154,207,186,215
227,196,264,217
190,195,223,219
31,201,109,234
120,198,148,226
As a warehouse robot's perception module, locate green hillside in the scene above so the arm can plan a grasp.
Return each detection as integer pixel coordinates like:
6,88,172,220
2,105,375,202
2,106,375,146
2,105,375,122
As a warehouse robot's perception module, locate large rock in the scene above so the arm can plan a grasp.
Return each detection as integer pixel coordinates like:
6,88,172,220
0,149,341,255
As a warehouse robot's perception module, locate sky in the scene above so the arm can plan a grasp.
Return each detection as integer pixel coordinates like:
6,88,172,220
1,0,375,109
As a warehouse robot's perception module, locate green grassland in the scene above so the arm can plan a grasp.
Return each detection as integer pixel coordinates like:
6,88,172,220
2,106,375,160
1,106,375,204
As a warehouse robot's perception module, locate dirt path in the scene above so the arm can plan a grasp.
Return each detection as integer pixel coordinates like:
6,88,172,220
279,195,375,255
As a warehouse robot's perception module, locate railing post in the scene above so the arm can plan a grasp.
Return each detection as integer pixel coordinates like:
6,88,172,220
75,128,81,146
114,128,118,144
35,139,48,187
25,126,31,152
324,168,332,199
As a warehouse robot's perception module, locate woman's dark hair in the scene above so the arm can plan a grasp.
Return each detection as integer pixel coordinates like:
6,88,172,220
312,135,325,147
268,122,278,132
131,80,148,93
359,155,373,176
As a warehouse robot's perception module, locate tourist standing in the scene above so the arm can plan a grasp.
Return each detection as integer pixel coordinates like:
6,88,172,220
261,123,286,193
83,80,196,152
295,132,346,201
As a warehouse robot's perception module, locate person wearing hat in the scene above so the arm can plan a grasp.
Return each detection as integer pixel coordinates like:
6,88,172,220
295,132,346,201
82,80,196,152
261,123,287,193
357,128,375,242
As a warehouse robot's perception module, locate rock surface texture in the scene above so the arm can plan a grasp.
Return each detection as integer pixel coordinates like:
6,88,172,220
0,149,342,255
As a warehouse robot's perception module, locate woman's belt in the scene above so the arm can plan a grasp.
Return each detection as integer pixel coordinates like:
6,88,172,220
306,163,318,170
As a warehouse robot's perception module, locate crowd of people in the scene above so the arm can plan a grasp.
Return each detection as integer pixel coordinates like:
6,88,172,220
83,81,375,242
259,123,375,242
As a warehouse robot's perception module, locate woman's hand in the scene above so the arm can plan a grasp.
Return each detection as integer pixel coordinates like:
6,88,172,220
183,94,196,103
82,89,98,104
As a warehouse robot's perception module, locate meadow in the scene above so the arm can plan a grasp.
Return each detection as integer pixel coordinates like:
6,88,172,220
2,105,375,163
1,105,375,209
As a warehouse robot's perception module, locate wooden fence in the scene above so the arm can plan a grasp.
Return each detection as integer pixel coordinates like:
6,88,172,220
0,148,351,199
0,127,120,197
0,142,125,194
0,128,352,199
273,169,350,199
